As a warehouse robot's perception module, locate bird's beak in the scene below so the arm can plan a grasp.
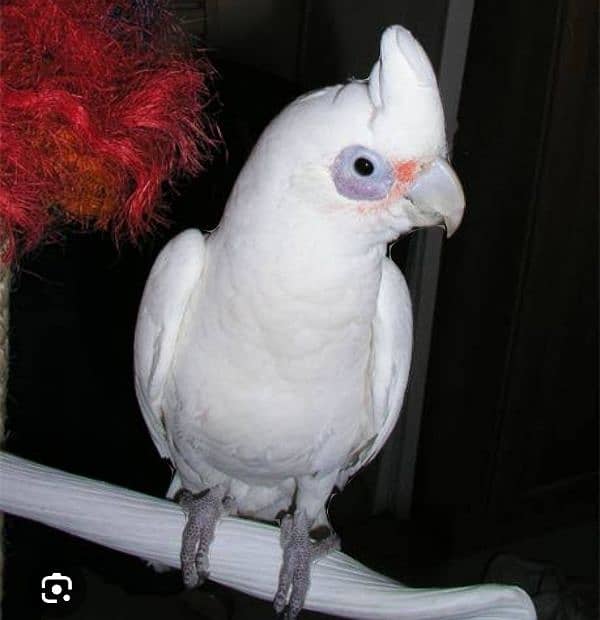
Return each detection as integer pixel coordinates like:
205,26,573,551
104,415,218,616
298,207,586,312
405,158,465,237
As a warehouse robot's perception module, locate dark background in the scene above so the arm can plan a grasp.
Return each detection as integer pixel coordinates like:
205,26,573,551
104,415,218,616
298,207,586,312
3,0,598,618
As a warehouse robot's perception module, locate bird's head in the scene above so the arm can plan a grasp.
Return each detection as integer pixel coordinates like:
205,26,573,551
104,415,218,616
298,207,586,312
229,25,464,245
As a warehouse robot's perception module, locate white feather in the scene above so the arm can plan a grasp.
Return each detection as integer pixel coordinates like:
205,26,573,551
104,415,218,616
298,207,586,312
134,229,206,458
338,257,412,487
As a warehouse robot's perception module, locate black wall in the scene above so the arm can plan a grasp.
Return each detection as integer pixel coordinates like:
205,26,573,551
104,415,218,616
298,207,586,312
415,0,598,553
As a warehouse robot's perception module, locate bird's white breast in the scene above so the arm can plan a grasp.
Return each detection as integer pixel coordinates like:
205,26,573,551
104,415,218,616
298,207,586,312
165,226,386,485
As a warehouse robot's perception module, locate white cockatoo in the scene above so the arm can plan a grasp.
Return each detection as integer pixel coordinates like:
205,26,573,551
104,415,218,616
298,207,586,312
134,25,464,619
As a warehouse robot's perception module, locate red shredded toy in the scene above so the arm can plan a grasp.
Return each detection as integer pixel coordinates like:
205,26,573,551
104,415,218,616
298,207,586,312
0,0,214,261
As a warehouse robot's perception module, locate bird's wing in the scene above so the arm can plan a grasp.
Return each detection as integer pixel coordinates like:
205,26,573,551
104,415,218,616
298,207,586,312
134,229,207,459
338,257,412,486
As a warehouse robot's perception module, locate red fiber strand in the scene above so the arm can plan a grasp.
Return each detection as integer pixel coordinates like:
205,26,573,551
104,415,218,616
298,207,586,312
0,0,215,261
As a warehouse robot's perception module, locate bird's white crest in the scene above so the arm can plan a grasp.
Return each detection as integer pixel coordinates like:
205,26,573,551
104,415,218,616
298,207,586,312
369,25,437,107
367,25,446,159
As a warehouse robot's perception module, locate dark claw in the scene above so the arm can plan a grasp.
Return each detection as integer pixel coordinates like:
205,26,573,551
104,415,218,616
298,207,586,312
274,511,339,619
178,485,231,589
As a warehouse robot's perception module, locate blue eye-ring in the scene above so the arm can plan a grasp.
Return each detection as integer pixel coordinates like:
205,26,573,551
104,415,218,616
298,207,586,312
331,145,394,201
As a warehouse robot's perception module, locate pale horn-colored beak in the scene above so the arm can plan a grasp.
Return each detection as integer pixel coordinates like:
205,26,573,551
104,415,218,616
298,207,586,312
406,158,465,237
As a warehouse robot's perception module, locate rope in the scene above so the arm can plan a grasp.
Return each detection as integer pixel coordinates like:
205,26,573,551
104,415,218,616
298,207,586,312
0,245,9,607
0,252,9,443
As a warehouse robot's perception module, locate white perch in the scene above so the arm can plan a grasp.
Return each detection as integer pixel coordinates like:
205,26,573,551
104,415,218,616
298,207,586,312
0,452,535,619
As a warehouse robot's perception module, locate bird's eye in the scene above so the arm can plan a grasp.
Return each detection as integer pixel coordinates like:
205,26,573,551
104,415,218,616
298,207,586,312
354,157,374,176
332,145,393,201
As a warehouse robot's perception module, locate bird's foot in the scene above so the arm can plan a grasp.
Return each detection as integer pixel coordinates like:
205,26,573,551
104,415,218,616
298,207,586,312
178,485,235,589
274,510,340,619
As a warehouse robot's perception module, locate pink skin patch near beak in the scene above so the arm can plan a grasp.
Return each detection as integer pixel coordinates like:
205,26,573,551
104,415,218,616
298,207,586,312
383,160,419,204
394,160,419,186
